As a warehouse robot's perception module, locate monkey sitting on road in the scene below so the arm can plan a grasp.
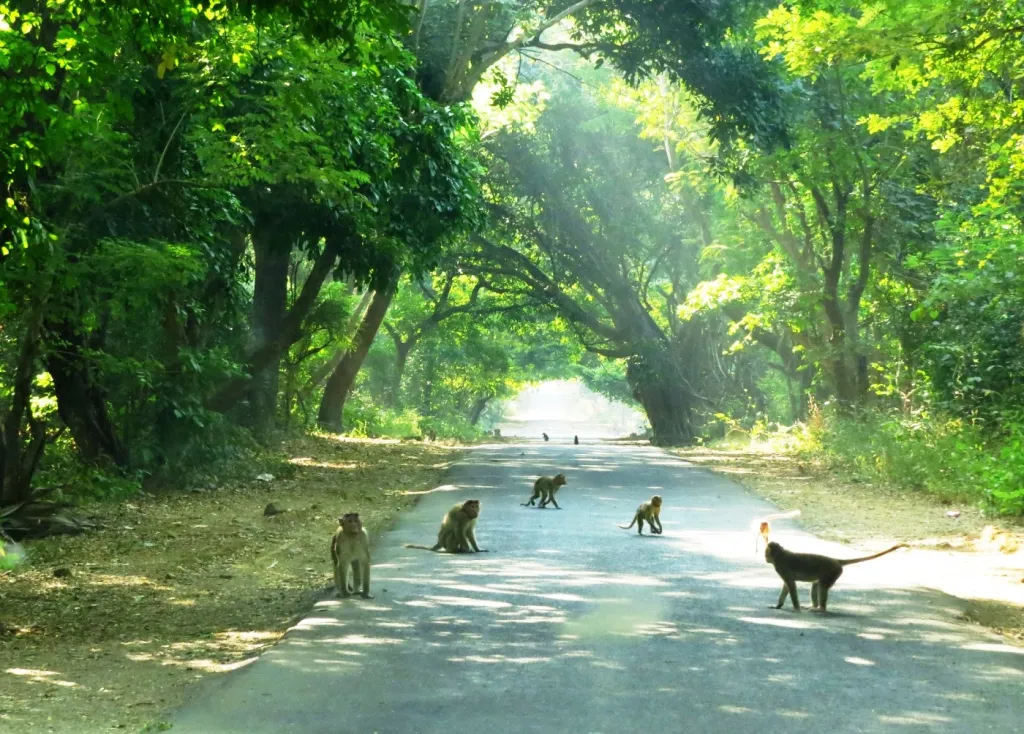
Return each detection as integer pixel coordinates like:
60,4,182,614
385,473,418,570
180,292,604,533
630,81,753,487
619,495,663,535
542,432,549,441
331,513,373,598
753,510,801,552
406,500,488,553
522,473,568,509
574,435,579,445
765,541,907,613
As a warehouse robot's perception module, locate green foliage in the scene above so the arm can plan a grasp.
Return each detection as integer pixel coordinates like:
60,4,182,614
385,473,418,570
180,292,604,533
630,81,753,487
798,408,1024,516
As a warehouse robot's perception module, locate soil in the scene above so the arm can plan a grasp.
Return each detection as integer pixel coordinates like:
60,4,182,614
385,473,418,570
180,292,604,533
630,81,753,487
674,444,1024,644
0,434,461,733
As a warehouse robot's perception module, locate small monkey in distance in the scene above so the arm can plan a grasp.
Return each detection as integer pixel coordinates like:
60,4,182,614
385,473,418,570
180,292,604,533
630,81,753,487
765,541,907,612
619,495,663,535
574,435,579,445
542,432,549,441
522,473,568,509
406,500,488,553
753,509,801,551
331,513,372,598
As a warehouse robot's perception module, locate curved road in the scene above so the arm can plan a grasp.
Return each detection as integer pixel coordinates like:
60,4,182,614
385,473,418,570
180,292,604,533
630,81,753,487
171,441,1024,733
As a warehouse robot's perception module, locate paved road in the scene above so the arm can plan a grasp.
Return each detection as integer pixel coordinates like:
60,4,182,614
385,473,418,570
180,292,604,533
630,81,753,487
171,442,1024,733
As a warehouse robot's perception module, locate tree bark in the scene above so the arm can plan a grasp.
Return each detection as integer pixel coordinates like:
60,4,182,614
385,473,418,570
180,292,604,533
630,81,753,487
1,312,47,505
317,274,399,432
468,394,490,426
246,229,291,434
627,353,697,446
45,320,129,467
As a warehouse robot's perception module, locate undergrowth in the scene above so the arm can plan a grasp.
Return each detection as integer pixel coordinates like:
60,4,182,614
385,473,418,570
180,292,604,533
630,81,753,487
788,408,1024,516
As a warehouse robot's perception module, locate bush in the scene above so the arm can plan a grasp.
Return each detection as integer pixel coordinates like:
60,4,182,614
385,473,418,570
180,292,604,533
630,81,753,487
796,407,1024,515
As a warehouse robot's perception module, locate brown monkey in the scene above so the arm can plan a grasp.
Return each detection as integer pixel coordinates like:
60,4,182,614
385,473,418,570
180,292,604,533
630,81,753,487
542,432,549,441
619,495,663,535
405,500,488,553
765,541,907,612
753,509,801,552
522,473,568,509
331,513,373,598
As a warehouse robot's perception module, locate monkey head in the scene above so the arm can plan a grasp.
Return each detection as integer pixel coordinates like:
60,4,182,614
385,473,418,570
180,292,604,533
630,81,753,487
553,473,567,487
765,541,781,563
339,513,363,534
651,495,663,507
461,499,481,519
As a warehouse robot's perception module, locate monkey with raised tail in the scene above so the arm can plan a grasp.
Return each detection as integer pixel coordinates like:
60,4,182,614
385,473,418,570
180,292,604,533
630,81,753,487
406,500,488,553
619,495,663,535
331,513,373,598
522,473,568,509
765,541,907,612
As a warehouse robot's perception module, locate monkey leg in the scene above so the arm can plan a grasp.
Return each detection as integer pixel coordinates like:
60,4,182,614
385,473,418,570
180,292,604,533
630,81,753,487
522,492,539,506
651,518,663,534
338,563,352,598
333,560,347,597
785,579,801,610
773,584,789,609
352,562,362,594
358,562,373,599
637,517,645,535
813,571,841,613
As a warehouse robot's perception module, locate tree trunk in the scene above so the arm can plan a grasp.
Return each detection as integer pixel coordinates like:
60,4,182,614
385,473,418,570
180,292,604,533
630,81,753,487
45,320,129,467
468,395,490,426
627,354,697,446
1,313,47,505
207,237,340,415
318,274,399,432
247,230,291,435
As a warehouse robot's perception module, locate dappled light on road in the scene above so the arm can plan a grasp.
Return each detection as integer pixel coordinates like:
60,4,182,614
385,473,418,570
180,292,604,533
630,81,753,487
170,442,1024,733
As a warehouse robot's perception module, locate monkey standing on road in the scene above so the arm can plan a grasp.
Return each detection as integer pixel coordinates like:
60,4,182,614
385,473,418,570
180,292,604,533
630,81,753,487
619,495,663,535
522,473,568,509
406,500,488,553
331,513,373,598
765,541,907,612
574,435,579,445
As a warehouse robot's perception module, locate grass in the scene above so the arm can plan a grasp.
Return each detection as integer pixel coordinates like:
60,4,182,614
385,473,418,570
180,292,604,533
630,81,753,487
0,434,462,733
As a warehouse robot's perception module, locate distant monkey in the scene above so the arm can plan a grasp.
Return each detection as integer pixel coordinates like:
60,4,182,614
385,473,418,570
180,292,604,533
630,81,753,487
619,495,663,535
574,435,579,445
522,473,568,509
542,432,549,441
754,510,801,551
765,541,907,612
406,500,487,553
331,513,372,598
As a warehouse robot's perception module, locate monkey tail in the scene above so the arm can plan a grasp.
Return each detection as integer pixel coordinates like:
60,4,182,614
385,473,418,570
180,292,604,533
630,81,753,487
839,544,908,566
403,543,441,552
756,509,801,524
618,517,637,530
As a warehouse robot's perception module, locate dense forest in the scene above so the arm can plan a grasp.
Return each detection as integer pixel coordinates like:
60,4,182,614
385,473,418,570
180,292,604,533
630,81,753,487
3,0,1024,540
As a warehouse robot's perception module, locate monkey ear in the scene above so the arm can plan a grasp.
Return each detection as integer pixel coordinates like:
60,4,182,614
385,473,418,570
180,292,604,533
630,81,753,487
337,517,345,525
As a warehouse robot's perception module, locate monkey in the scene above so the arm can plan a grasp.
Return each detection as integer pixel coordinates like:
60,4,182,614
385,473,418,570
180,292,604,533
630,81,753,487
330,513,373,598
405,500,488,553
753,509,802,552
521,473,568,509
574,435,579,445
765,541,907,613
618,495,663,535
542,432,549,441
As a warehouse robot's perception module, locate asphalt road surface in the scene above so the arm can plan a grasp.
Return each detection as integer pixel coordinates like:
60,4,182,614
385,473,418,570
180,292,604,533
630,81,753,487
171,441,1024,733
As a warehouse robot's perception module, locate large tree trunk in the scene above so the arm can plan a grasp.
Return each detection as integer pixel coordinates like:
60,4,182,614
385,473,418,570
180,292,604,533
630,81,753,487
207,237,341,415
45,320,129,467
627,353,697,446
468,394,490,426
247,229,291,435
318,274,399,432
1,313,47,505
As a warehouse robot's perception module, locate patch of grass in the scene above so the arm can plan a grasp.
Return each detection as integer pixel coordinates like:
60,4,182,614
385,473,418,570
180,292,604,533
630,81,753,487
0,434,461,733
